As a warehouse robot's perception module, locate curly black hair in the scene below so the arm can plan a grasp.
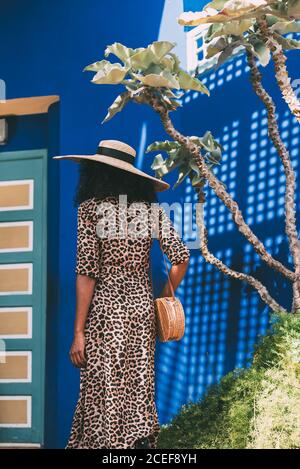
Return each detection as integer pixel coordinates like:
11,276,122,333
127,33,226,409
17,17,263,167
73,160,159,206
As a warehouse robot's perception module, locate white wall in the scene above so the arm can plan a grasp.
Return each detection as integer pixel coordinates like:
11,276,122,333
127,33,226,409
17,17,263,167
157,0,186,70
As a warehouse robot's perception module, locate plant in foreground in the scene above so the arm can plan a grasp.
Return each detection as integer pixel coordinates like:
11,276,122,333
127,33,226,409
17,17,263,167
157,312,300,449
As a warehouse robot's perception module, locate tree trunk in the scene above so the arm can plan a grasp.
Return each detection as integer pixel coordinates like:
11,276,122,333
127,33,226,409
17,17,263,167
247,51,300,313
134,89,295,283
194,190,286,313
258,17,300,124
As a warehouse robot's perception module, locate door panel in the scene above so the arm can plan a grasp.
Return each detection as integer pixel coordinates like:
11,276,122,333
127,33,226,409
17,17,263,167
0,150,47,445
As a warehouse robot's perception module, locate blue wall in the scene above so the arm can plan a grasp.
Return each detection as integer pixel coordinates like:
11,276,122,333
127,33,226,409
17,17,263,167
1,0,300,448
0,0,189,448
173,54,299,406
163,4,300,422
0,0,178,448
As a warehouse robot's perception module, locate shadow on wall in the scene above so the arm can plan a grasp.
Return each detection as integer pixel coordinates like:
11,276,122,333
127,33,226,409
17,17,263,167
156,47,299,424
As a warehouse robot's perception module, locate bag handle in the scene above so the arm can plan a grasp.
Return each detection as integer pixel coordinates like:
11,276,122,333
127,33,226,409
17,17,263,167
160,241,175,299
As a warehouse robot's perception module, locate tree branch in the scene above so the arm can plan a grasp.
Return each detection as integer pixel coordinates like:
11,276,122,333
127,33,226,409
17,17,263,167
258,16,300,124
195,198,287,313
246,50,300,313
133,89,295,282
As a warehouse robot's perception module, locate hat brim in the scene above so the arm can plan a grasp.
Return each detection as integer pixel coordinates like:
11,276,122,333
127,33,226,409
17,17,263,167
53,154,170,192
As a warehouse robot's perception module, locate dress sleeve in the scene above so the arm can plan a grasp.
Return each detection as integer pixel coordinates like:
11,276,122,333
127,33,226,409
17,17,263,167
157,206,190,266
75,200,100,279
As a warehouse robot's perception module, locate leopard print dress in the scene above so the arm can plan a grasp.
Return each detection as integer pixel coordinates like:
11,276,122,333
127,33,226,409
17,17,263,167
65,196,190,449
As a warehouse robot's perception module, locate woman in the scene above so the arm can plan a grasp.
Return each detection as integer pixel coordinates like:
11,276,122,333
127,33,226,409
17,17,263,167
54,140,190,449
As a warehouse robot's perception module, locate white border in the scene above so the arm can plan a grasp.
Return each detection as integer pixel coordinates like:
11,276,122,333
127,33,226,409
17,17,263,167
0,443,41,448
0,306,32,339
0,351,32,383
0,395,31,428
0,263,33,295
0,179,34,211
0,221,33,253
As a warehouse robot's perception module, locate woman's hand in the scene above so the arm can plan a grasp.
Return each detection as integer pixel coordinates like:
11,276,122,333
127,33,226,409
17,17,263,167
69,331,86,368
69,274,96,368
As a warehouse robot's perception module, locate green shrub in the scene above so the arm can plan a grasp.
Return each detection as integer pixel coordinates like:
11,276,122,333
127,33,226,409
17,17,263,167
157,312,300,449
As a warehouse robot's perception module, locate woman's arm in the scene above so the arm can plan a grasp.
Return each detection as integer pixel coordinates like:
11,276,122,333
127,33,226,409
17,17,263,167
69,274,96,368
156,206,191,297
160,258,189,297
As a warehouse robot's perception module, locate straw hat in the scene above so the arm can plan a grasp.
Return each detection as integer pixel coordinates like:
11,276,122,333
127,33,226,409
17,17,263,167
53,139,170,192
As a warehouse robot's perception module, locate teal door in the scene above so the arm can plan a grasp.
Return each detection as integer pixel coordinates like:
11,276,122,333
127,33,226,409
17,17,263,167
0,149,47,446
